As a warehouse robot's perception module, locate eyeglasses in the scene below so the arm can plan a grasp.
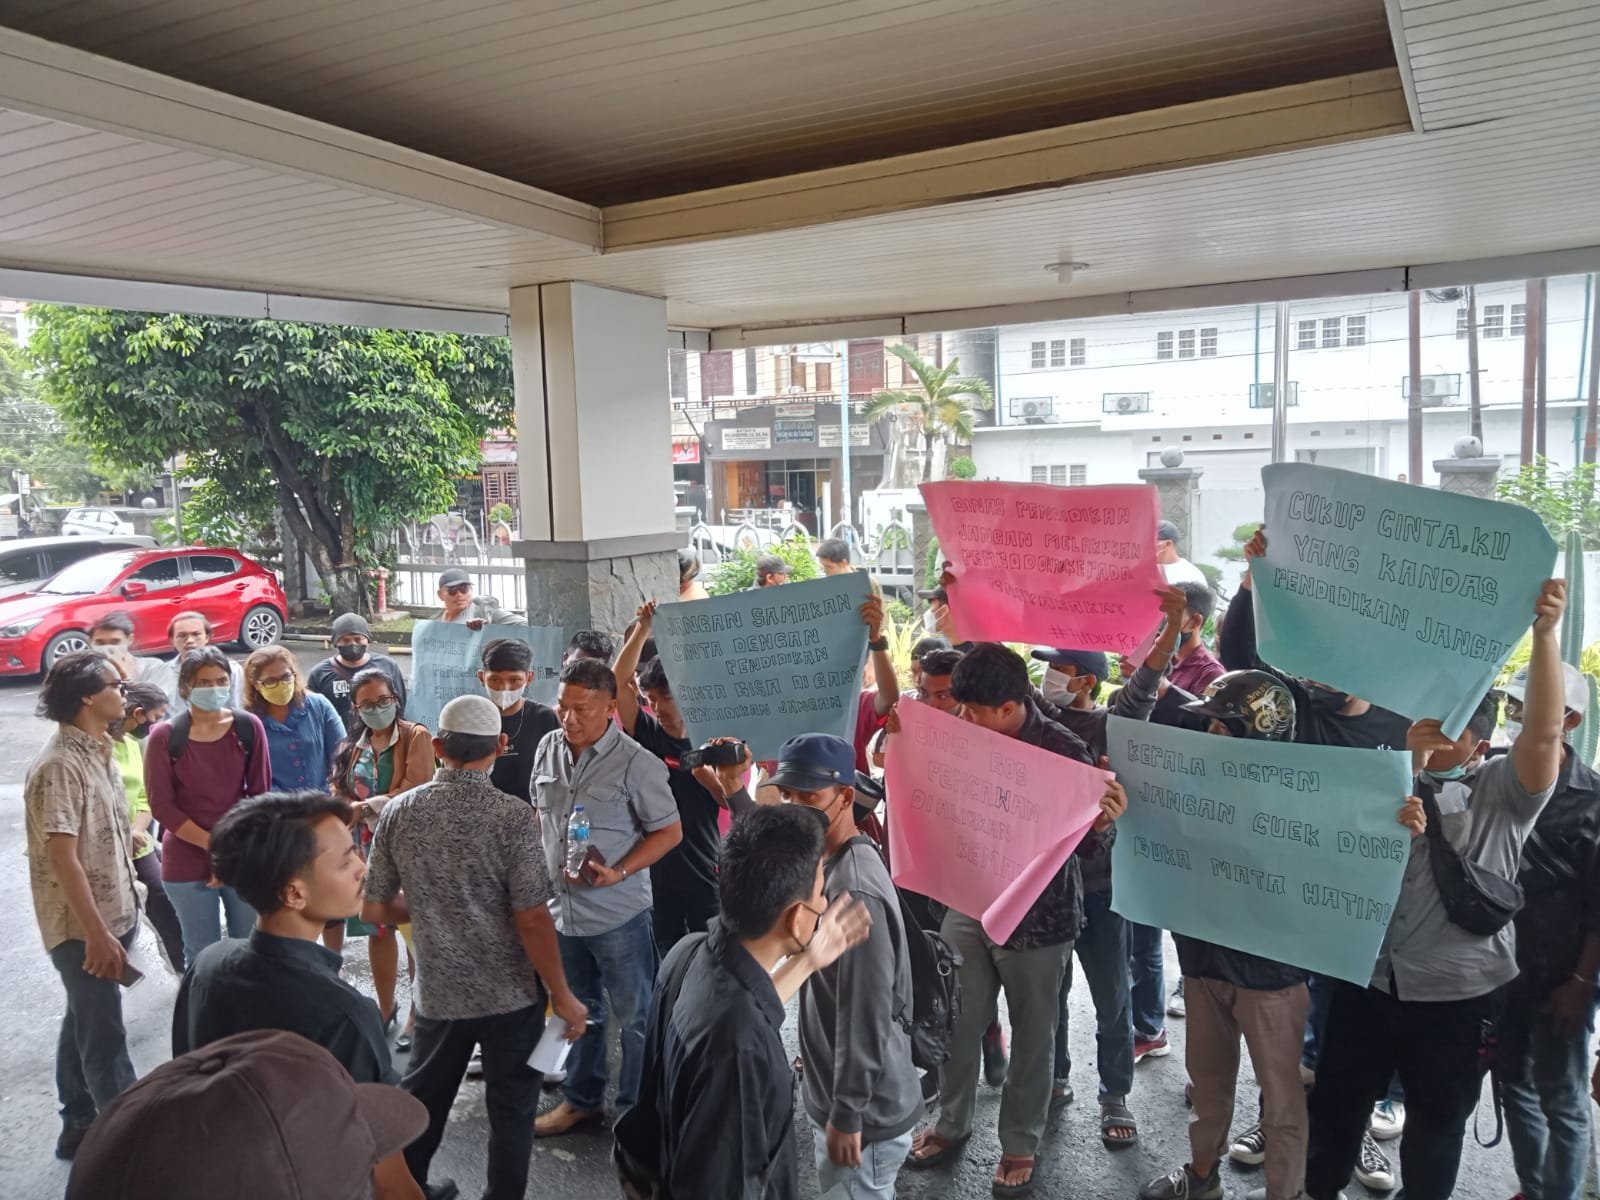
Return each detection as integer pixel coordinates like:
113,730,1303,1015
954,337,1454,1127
356,700,396,714
257,674,295,687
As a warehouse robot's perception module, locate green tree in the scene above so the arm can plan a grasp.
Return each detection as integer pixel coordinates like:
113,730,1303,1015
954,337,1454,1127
1496,458,1600,550
864,344,994,485
1214,521,1261,562
946,454,978,480
30,308,512,611
704,534,820,595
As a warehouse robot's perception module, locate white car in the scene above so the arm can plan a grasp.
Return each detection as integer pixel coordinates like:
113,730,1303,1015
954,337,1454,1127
62,507,136,537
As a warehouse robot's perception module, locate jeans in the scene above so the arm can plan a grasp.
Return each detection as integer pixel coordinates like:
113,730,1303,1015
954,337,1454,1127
133,851,185,969
559,908,658,1113
164,879,254,967
1496,981,1599,1200
936,911,1070,1157
1054,889,1135,1101
1306,980,1501,1200
811,1121,912,1200
649,878,719,956
402,1003,545,1200
1128,921,1167,1040
49,929,138,1125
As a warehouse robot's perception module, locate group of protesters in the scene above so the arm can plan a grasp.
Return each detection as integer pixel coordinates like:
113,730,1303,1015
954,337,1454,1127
22,519,1600,1200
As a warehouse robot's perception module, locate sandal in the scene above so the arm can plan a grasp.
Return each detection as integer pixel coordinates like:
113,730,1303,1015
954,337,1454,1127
992,1154,1036,1197
906,1128,969,1169
1050,1081,1075,1109
1100,1100,1138,1149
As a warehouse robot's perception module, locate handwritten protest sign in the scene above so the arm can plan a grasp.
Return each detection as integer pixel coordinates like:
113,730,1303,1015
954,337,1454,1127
1108,715,1412,985
920,481,1167,652
408,620,565,730
652,572,872,757
887,701,1110,944
1252,463,1557,736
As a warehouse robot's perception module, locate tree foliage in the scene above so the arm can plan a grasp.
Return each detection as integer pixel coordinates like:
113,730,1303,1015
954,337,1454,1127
1496,458,1600,550
864,344,994,484
29,308,513,610
704,534,820,595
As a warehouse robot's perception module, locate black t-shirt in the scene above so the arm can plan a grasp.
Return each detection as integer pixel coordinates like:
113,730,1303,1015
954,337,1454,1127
491,701,560,804
307,653,409,726
627,711,723,894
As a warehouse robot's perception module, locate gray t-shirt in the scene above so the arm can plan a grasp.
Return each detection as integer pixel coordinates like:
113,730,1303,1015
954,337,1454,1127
1372,753,1553,1002
364,766,554,1020
531,724,680,938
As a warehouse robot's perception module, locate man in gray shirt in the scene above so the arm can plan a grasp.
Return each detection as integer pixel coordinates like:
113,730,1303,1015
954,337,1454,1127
364,694,586,1200
1306,579,1568,1200
774,733,921,1200
531,657,682,1137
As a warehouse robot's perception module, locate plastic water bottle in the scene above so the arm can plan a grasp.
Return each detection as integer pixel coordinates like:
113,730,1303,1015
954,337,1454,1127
565,806,590,877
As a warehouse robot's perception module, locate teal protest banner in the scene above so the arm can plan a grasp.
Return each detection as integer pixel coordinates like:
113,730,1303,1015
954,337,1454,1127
1252,462,1557,737
652,572,872,757
1108,715,1412,985
408,620,565,731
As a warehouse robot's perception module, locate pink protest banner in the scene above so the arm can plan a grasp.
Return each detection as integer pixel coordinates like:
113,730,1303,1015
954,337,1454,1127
920,481,1167,653
887,701,1110,944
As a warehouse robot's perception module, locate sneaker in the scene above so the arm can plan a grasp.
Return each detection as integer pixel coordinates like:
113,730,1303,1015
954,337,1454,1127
1138,1165,1223,1200
1369,1098,1405,1141
55,1119,94,1160
1134,1030,1171,1063
465,1047,483,1079
982,1023,1008,1086
1228,1122,1267,1165
1356,1132,1395,1191
1167,978,1186,1018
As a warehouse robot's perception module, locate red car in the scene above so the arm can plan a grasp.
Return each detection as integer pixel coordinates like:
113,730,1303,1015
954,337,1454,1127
0,546,287,676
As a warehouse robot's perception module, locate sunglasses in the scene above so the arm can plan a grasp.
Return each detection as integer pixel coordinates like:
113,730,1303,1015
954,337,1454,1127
443,583,472,596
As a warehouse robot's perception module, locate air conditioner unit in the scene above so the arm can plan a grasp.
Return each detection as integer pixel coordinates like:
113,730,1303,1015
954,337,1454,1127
1102,392,1151,414
1008,396,1054,420
1402,373,1463,406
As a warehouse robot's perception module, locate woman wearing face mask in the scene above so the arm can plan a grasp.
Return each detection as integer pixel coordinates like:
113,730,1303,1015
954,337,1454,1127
114,680,185,972
243,646,346,794
145,648,272,966
331,668,434,1044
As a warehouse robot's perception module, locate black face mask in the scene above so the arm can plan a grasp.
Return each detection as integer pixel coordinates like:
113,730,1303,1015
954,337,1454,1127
337,644,367,663
131,720,152,740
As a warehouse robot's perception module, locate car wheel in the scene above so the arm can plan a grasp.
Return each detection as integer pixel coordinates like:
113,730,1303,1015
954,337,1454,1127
42,629,92,669
239,605,283,649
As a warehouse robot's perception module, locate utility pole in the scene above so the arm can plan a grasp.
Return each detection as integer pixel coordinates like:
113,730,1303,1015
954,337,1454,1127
1465,285,1483,444
1521,279,1539,465
1587,273,1600,466
1533,278,1549,459
837,341,852,539
1271,302,1290,462
1408,291,1423,483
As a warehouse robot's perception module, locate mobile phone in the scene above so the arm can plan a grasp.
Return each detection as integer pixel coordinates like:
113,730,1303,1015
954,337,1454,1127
578,845,607,886
118,960,145,990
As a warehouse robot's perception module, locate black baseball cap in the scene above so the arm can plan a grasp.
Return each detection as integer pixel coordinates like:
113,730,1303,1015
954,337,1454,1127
917,585,948,604
438,567,471,588
769,733,856,792
1032,648,1109,681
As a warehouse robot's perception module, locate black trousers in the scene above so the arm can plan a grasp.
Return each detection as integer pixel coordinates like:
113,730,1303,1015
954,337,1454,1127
1306,979,1500,1200
650,879,719,955
402,1003,546,1200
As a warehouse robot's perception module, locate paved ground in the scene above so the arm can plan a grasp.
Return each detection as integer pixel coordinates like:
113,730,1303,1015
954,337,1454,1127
0,645,1529,1199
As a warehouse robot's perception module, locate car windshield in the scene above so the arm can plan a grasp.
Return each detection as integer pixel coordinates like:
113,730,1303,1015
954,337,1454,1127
38,551,139,596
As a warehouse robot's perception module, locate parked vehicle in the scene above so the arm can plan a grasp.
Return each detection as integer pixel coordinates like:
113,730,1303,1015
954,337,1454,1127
61,506,138,537
0,535,157,599
0,546,287,676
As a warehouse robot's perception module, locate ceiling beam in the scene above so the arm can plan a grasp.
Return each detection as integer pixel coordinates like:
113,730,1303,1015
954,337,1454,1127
604,71,1411,250
0,27,601,250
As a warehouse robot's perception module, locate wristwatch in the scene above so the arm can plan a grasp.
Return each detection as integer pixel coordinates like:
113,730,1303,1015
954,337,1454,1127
867,637,889,652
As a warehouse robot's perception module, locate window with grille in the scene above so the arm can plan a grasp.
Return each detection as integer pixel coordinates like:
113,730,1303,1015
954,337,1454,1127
1156,332,1174,360
1483,305,1505,338
1049,339,1067,368
1345,315,1367,347
1030,464,1068,485
1069,464,1087,486
1069,337,1086,366
1510,304,1527,336
1178,330,1196,359
1199,327,1218,357
1321,318,1341,349
1030,341,1047,369
1456,309,1469,340
1298,321,1317,351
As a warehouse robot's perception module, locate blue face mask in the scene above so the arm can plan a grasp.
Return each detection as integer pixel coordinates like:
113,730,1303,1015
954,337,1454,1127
1426,761,1470,783
188,686,231,713
359,703,398,731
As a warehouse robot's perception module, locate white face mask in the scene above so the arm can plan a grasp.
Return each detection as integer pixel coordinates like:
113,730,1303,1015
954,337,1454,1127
1041,669,1076,704
1504,719,1522,745
922,607,940,633
486,686,523,710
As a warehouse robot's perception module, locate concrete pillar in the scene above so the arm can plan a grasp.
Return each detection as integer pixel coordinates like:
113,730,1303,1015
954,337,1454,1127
1137,451,1205,557
1434,434,1500,498
511,282,679,638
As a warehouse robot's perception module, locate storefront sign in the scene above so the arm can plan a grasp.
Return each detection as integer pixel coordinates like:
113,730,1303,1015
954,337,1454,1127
818,423,870,448
721,427,772,451
775,403,816,418
774,419,815,445
671,439,700,465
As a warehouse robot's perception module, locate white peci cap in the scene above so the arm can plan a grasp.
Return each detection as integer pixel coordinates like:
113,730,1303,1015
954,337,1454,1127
438,695,503,736
1502,662,1590,717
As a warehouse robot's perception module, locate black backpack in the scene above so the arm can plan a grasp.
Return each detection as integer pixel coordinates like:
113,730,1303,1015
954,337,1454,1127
166,709,257,761
844,835,963,1072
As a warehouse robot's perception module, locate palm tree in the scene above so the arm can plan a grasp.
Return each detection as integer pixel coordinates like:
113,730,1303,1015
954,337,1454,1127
863,343,994,485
